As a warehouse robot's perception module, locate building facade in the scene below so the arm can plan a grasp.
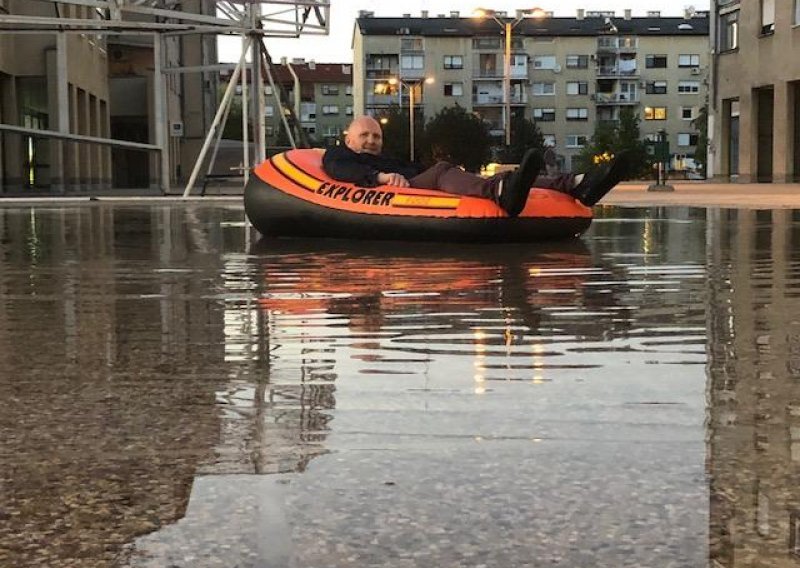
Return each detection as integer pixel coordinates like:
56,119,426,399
710,0,800,182
265,59,353,148
354,9,709,171
0,1,218,194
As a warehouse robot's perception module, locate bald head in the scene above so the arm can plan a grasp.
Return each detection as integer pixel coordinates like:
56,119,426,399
345,116,383,155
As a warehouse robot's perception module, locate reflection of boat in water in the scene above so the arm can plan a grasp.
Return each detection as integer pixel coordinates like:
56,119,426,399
244,149,593,243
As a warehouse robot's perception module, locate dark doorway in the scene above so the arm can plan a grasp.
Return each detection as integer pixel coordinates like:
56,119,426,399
110,117,149,188
755,86,774,183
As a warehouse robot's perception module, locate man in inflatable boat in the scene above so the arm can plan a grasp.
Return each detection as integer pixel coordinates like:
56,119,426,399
323,116,631,218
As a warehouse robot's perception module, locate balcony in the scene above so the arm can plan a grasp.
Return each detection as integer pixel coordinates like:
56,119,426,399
473,93,528,106
593,92,639,105
596,66,639,78
596,37,638,53
365,68,398,80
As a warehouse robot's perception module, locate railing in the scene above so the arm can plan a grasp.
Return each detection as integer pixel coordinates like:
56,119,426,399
593,92,639,104
473,68,504,79
596,66,639,77
597,37,638,51
473,94,527,105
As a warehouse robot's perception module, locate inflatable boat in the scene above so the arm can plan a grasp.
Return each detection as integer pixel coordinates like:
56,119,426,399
244,149,593,243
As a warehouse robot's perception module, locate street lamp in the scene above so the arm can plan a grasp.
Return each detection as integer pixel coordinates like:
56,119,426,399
388,76,434,162
474,7,546,148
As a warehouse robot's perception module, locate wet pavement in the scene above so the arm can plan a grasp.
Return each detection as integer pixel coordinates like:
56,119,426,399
0,203,799,567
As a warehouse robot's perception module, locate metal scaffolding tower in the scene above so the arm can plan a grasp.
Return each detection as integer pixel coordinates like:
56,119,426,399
0,0,330,195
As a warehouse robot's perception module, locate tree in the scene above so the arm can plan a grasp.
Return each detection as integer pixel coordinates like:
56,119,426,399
420,105,492,172
691,104,709,177
497,115,546,164
574,107,649,178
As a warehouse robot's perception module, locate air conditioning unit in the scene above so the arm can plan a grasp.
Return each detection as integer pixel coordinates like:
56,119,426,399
691,67,700,75
553,64,562,73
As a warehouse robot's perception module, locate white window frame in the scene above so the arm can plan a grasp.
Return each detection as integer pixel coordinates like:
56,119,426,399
678,54,700,67
345,85,353,96
533,55,557,70
532,82,555,95
644,106,668,120
566,107,588,121
322,104,340,115
565,134,587,148
265,105,274,117
647,80,668,95
401,54,424,70
444,55,464,69
678,81,701,94
762,0,775,34
345,105,353,116
444,82,463,97
678,133,692,146
532,108,556,121
795,0,800,25
565,55,588,69
566,81,588,95
681,106,694,120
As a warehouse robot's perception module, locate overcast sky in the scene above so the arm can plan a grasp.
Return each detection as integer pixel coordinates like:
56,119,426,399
219,0,711,63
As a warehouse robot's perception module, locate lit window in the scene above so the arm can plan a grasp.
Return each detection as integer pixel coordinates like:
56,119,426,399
644,106,667,120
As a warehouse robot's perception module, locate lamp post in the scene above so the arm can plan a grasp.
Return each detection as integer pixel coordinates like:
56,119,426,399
474,7,546,148
388,76,434,162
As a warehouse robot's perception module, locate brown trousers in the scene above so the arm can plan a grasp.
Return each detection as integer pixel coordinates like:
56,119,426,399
409,161,576,197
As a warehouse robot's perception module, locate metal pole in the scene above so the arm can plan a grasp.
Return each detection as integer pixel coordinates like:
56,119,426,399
183,37,251,198
241,35,250,183
504,21,511,148
409,82,415,162
153,34,170,194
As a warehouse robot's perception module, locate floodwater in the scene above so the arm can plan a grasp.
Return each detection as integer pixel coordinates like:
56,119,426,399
0,204,799,568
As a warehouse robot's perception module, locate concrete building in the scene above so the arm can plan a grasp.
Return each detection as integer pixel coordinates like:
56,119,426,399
354,9,709,171
710,0,800,183
0,0,218,194
266,59,354,148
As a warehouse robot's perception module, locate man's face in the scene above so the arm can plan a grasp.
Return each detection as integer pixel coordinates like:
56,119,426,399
345,118,383,155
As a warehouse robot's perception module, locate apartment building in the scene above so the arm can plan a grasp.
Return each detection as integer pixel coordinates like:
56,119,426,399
710,0,800,182
354,9,709,171
265,59,353,148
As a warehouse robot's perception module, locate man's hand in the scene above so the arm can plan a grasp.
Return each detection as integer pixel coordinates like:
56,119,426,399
377,172,410,187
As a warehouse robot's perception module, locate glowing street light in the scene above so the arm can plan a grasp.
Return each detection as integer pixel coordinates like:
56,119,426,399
388,76,435,162
473,7,547,147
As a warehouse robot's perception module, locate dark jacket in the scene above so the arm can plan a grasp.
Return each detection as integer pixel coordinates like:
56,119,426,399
322,146,423,187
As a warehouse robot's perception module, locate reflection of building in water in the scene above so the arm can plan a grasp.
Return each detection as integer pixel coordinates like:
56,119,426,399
706,209,800,567
0,206,264,566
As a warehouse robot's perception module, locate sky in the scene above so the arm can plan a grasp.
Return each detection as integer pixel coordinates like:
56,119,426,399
219,0,711,63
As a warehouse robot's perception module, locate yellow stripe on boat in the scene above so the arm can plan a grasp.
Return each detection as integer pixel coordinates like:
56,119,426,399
392,195,461,209
272,153,323,192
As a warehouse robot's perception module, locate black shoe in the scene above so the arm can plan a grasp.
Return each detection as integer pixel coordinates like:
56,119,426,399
498,149,543,217
573,150,632,206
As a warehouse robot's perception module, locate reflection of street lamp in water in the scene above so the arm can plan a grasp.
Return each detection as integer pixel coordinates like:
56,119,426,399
473,7,547,148
388,76,435,162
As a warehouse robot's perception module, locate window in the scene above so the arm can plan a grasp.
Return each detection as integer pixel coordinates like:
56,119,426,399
681,106,694,120
266,126,274,136
566,81,589,95
532,82,555,95
265,105,274,117
401,37,423,51
533,55,557,69
322,105,339,115
532,108,556,122
719,9,739,51
678,54,700,68
678,81,700,94
322,84,339,96
401,55,424,70
795,0,800,25
346,85,353,96
566,108,588,121
645,54,668,68
543,134,556,147
678,133,699,146
444,55,463,69
472,37,502,50
644,106,667,120
761,0,775,34
346,105,353,116
566,134,587,148
265,85,273,95
646,81,668,95
444,82,463,96
566,55,589,69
